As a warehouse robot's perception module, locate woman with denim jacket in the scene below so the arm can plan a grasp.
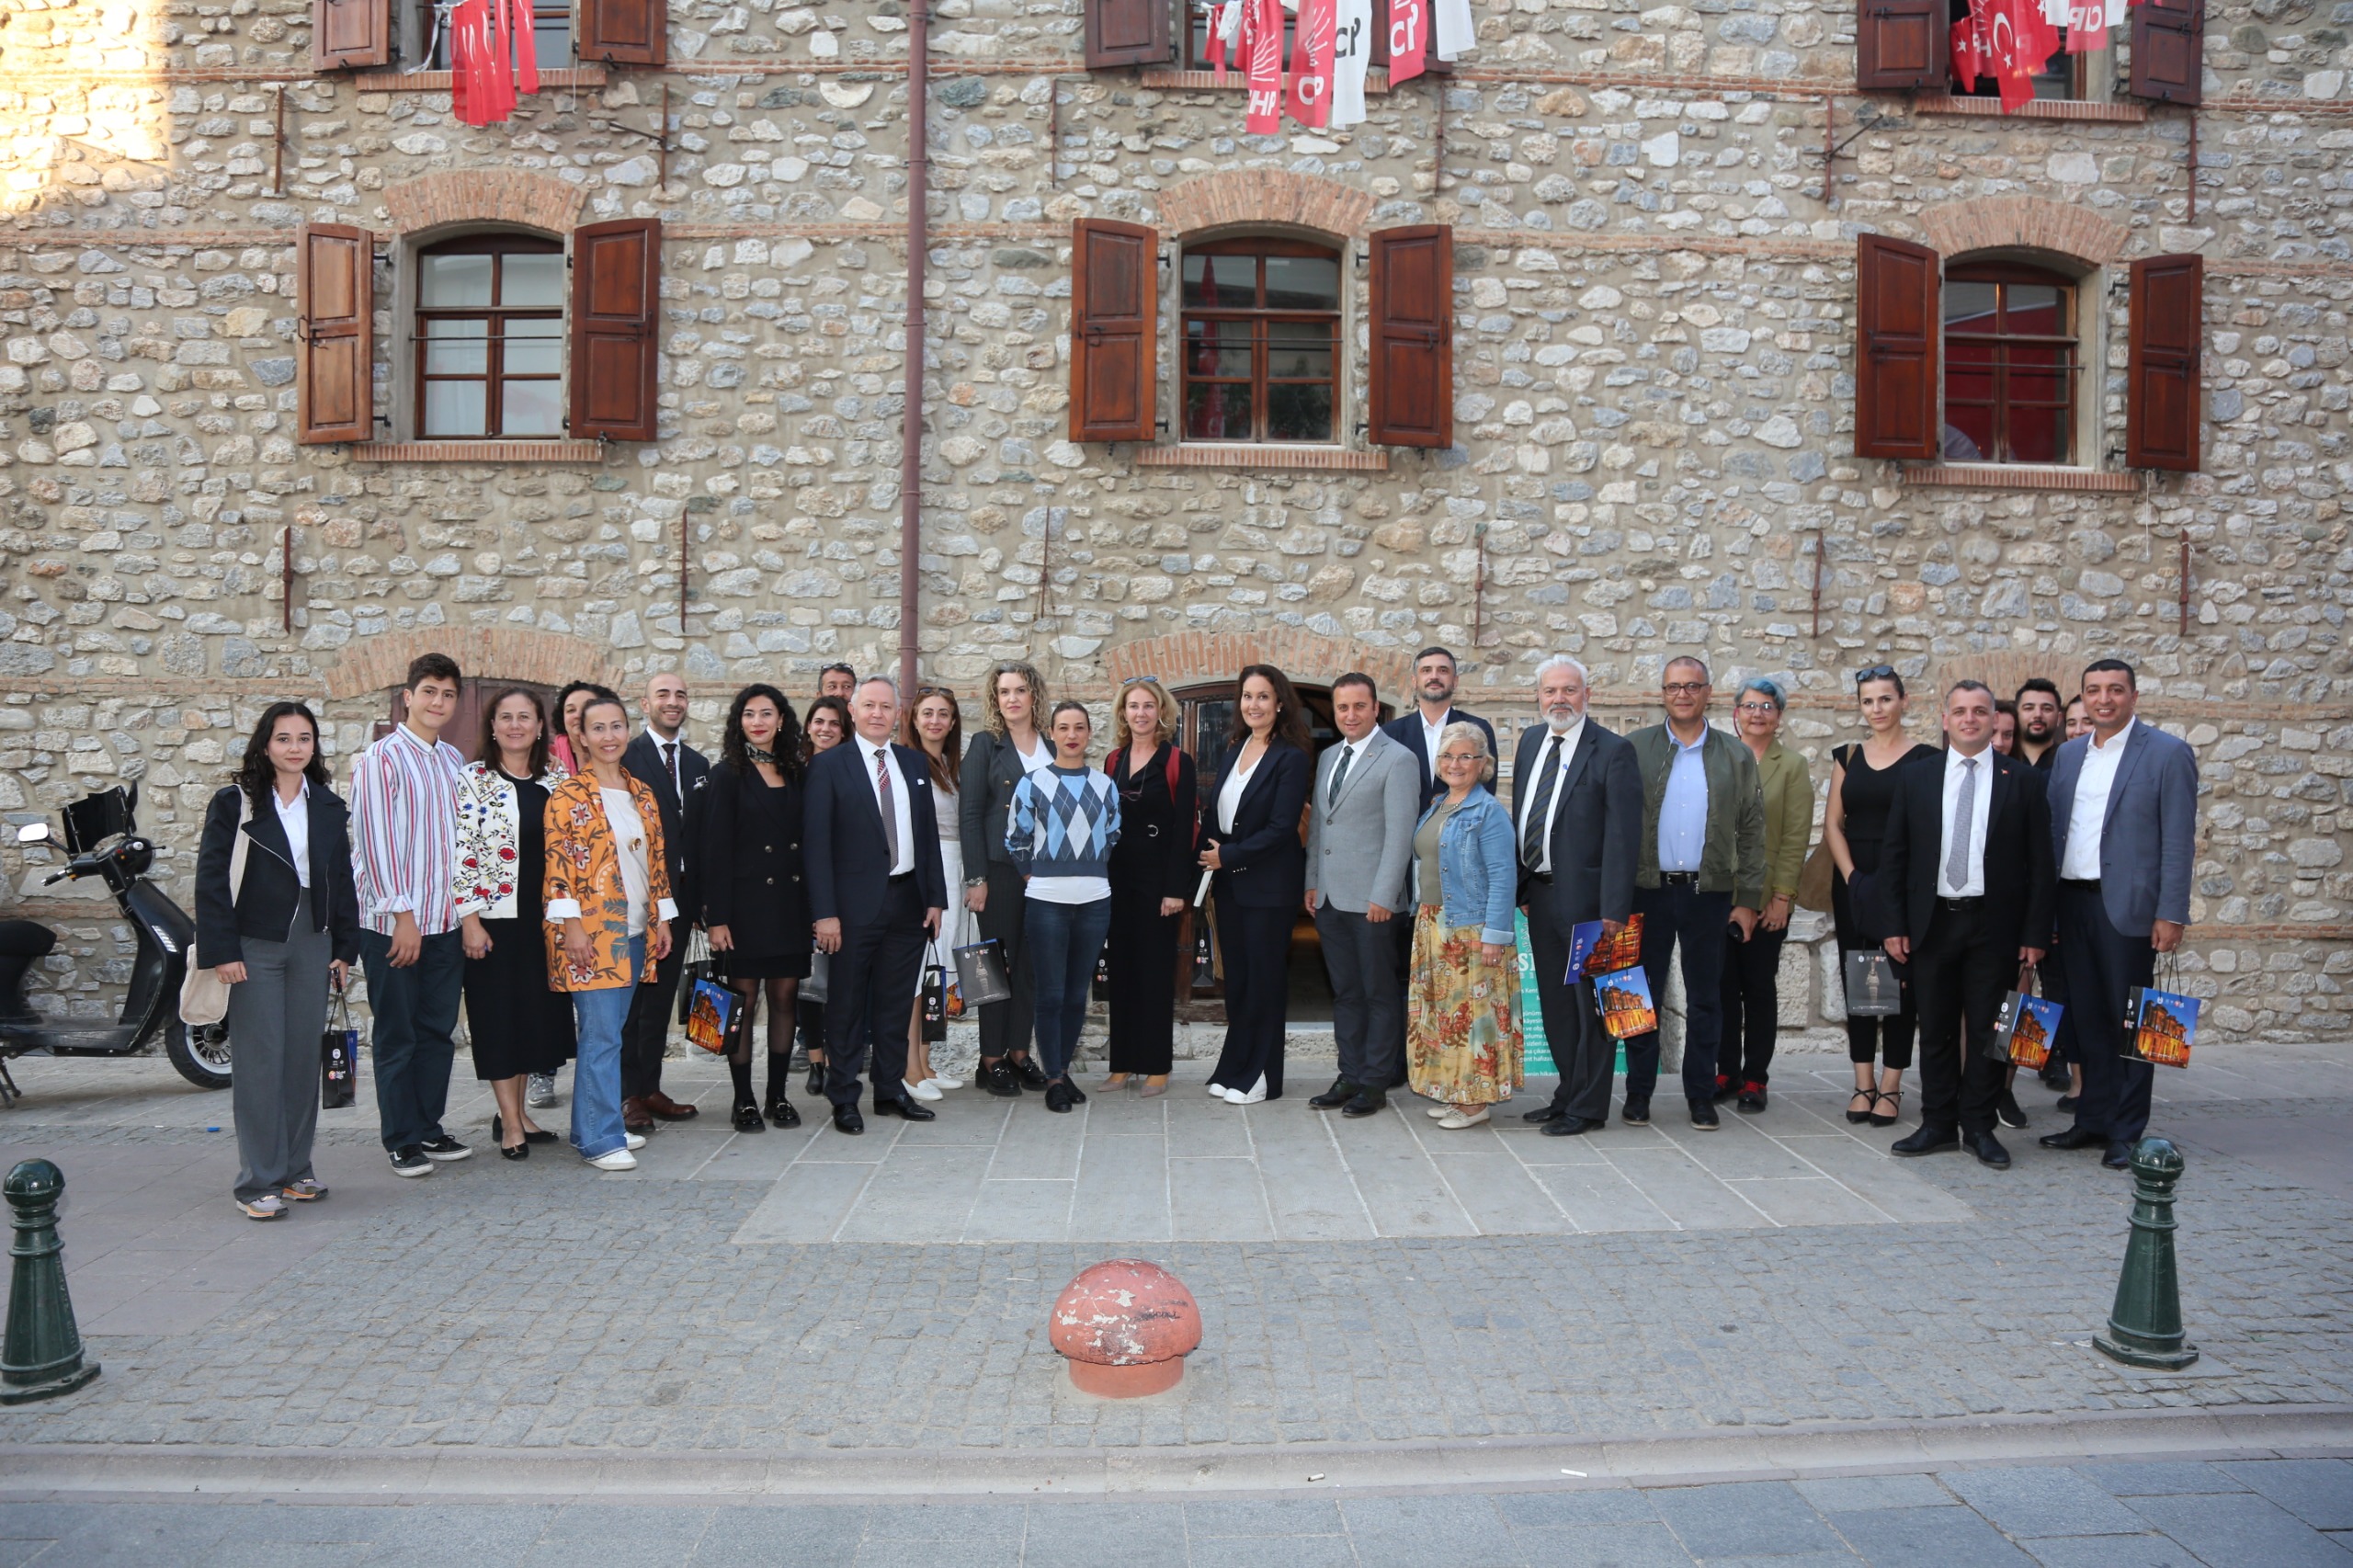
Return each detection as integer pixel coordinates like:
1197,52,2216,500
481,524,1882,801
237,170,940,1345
1406,722,1525,1129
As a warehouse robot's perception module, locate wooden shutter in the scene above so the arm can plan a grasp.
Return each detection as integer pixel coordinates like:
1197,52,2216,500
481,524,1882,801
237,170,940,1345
311,0,389,70
2127,255,2202,472
1853,233,1939,461
1085,0,1170,67
296,223,373,446
570,219,662,442
580,0,666,65
1068,219,1156,444
1368,224,1453,449
1854,0,1944,90
2130,0,2201,105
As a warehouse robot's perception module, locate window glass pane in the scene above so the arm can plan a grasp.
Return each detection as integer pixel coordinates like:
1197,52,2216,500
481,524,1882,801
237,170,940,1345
1181,254,1257,310
1267,381,1332,441
1265,255,1339,312
1943,280,1997,332
424,379,488,437
1184,381,1255,441
2004,285,2063,335
2007,403,2065,464
500,253,564,308
502,378,563,437
420,253,494,308
424,324,489,376
1267,319,1333,380
1943,407,1993,462
504,335,563,377
533,14,573,64
1184,317,1254,379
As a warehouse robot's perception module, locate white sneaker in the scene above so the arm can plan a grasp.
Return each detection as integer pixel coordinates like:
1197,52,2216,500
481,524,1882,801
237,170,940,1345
1437,1107,1491,1129
623,1132,647,1151
925,1074,964,1091
1207,1082,1230,1098
1228,1075,1268,1106
587,1148,638,1171
908,1078,943,1102
1426,1104,1451,1119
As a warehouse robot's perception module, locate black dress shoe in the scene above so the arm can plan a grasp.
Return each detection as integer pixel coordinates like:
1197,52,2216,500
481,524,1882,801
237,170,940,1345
1341,1091,1387,1118
1892,1125,1961,1156
874,1093,937,1122
2039,1062,2071,1090
731,1101,767,1133
1043,1081,1074,1114
806,1062,828,1098
1996,1091,2029,1131
1620,1100,1651,1126
983,1060,1023,1097
1965,1131,2012,1169
1522,1105,1564,1123
1013,1056,1051,1092
1063,1081,1088,1105
1309,1077,1358,1109
1541,1115,1601,1137
767,1096,801,1130
831,1105,864,1135
1689,1102,1721,1131
2056,1094,2079,1112
2040,1125,2103,1151
2102,1142,2133,1170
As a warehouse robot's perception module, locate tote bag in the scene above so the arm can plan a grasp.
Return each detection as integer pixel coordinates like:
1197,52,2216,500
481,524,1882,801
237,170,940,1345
952,937,1014,1008
179,792,253,1028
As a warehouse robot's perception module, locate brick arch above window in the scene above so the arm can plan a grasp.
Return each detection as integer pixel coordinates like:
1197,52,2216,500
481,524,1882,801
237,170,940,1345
383,169,586,238
1156,170,1377,242
1104,630,1412,699
324,629,628,699
1918,195,2127,268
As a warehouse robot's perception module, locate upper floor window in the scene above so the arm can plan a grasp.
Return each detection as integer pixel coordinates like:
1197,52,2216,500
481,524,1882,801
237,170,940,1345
429,0,574,67
415,235,565,439
1941,262,2075,465
1180,239,1341,443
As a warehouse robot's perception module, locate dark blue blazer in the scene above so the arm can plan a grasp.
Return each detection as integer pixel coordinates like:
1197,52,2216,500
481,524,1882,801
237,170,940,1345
1383,708,1497,810
1203,741,1311,910
802,739,949,928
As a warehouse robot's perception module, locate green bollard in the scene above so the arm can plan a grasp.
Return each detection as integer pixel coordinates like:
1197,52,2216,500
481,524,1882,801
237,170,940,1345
2,1159,101,1404
2094,1137,2200,1371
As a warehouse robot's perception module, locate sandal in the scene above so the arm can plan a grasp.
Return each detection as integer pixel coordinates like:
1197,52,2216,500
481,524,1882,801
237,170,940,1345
1846,1088,1877,1125
1869,1088,1903,1129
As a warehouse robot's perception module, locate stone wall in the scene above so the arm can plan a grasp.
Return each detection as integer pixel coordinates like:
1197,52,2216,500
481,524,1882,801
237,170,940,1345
0,0,2347,1045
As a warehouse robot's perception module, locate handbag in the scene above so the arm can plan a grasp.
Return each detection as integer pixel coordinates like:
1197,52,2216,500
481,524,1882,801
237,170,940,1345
674,926,717,1026
2122,954,2199,1068
685,975,743,1054
952,937,1014,1008
921,943,949,1041
321,976,358,1110
1794,840,1835,913
179,790,254,1028
1842,949,1903,1017
1985,962,2062,1068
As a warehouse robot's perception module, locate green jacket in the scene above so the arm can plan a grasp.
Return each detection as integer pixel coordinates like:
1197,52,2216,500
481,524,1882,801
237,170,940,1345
1753,737,1813,902
1629,722,1768,910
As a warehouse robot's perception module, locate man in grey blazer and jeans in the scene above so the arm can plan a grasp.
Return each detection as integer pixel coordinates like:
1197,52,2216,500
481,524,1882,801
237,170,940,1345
1305,673,1422,1118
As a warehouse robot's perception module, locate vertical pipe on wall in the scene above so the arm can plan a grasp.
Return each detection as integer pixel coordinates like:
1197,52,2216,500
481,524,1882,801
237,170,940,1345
900,2,929,697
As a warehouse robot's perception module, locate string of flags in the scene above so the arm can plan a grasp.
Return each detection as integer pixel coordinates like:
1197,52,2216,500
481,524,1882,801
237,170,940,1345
1951,0,2142,113
1201,0,1476,134
438,0,541,127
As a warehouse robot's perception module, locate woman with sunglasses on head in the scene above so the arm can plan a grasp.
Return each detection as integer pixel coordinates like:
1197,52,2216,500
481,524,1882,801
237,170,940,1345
961,660,1057,1098
792,692,853,1094
901,686,970,1100
1100,677,1197,1097
1199,665,1313,1105
1824,665,1938,1128
702,684,812,1131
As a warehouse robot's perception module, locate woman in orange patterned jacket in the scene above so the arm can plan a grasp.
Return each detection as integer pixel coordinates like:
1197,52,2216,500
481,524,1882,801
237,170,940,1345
543,692,676,1171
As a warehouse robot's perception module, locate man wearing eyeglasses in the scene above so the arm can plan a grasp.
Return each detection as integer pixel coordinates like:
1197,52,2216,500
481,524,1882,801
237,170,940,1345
1621,656,1767,1131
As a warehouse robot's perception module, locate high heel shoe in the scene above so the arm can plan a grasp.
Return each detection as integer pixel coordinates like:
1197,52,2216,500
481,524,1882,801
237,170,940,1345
1845,1089,1876,1125
1869,1088,1903,1128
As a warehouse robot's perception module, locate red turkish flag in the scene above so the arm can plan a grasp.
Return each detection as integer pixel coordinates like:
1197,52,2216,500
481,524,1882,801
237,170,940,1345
1388,0,1427,85
1287,0,1336,129
1976,0,2059,113
1951,13,1985,89
1243,0,1285,133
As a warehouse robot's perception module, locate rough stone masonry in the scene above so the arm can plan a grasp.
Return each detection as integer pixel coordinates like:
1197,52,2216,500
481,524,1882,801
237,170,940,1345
0,0,2345,1044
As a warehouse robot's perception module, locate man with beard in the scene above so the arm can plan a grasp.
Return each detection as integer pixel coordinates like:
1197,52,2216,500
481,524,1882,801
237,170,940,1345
2014,679,2065,769
1383,646,1496,812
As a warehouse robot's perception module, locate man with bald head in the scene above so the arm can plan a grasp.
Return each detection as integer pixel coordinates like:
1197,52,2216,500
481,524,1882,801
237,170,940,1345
620,670,710,1130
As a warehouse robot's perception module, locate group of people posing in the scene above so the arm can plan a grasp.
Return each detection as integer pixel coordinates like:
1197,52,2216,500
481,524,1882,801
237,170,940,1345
189,642,2196,1221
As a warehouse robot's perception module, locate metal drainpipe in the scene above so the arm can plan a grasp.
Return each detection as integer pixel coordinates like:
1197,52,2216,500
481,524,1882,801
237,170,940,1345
898,1,930,699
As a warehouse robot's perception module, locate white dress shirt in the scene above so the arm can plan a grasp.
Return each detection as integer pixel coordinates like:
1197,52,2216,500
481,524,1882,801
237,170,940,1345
601,787,655,935
1218,749,1259,835
1418,707,1455,783
857,733,917,877
1528,716,1586,875
274,780,311,889
2061,720,2134,881
643,722,683,796
1936,744,1995,899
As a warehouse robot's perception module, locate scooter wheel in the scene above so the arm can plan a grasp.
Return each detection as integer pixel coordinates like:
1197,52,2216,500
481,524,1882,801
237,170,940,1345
165,1017,232,1090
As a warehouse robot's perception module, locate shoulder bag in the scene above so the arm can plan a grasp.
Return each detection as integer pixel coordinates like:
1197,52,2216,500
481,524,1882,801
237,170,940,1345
178,790,253,1028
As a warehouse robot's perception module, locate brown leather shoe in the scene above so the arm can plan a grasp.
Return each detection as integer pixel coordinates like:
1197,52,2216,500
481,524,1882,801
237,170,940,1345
644,1090,699,1121
621,1096,655,1133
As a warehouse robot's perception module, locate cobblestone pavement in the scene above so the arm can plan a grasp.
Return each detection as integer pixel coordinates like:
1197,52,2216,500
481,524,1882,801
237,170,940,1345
2,1459,2349,1566
0,1044,2347,1460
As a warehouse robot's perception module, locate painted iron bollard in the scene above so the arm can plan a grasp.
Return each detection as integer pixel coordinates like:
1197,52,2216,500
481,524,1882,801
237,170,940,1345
2094,1137,2200,1370
2,1159,100,1404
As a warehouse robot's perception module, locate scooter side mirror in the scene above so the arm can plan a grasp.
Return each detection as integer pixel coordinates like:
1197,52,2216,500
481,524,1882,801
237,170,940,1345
15,823,50,845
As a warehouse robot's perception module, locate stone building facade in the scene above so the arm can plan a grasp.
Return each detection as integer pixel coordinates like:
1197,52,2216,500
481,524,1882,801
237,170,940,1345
0,0,2347,1045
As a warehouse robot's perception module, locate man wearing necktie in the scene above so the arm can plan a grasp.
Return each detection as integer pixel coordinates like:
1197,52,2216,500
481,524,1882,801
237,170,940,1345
620,672,710,1130
1303,675,1421,1118
1879,680,2054,1169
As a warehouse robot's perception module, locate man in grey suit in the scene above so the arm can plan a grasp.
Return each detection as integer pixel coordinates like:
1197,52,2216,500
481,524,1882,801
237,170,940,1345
2037,659,2199,1170
1513,655,1644,1136
1305,673,1422,1118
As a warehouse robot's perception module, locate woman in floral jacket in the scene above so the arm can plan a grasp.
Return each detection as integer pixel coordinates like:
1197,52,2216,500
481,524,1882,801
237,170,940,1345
543,693,676,1171
454,688,574,1160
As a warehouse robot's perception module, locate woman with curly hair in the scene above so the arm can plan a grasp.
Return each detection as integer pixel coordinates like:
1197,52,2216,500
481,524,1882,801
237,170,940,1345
702,683,813,1131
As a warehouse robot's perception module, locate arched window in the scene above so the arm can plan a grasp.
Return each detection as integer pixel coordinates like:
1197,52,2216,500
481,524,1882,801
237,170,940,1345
415,233,565,439
1180,237,1342,444
1941,260,2076,465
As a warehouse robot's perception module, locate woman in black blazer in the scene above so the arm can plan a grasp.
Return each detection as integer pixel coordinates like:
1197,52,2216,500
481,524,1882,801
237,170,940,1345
702,684,813,1132
193,701,360,1221
1102,677,1198,1096
1199,665,1313,1104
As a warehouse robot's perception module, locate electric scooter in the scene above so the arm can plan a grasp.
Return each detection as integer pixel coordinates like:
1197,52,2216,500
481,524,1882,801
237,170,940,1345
0,784,231,1104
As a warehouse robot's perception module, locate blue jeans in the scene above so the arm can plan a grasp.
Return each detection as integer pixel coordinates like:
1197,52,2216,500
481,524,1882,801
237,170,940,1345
359,926,464,1153
568,937,644,1160
1025,896,1111,1083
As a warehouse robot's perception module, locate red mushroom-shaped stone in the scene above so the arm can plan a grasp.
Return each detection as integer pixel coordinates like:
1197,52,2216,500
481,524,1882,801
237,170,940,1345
1049,1259,1202,1398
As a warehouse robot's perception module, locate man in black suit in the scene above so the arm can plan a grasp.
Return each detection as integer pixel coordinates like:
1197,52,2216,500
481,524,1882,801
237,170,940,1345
1881,680,2054,1168
620,670,710,1131
804,676,947,1134
1512,655,1643,1137
1382,645,1497,811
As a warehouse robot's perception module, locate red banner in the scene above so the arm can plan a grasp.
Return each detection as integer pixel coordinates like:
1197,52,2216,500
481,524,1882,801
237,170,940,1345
1388,0,1427,85
1287,0,1336,129
1975,0,2059,113
1242,0,1285,133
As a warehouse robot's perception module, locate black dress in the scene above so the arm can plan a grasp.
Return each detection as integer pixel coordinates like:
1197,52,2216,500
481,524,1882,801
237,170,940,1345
699,759,813,981
1831,741,1936,1070
1104,744,1199,1075
463,770,576,1080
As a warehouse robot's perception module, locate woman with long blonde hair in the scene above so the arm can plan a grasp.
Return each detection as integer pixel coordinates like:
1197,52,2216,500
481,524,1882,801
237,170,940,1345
958,660,1055,1099
1100,677,1196,1096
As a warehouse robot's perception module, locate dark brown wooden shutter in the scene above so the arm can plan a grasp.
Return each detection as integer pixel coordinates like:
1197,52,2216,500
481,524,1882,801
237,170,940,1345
2130,0,2201,105
1085,0,1170,67
2128,254,2202,472
570,219,662,442
1068,219,1156,444
1855,0,1945,89
311,0,389,70
1368,224,1453,449
1853,233,1940,461
296,223,373,446
580,0,666,65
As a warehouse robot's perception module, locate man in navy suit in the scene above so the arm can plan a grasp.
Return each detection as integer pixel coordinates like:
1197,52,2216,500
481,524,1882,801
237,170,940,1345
1382,645,1497,811
804,676,948,1134
2038,659,2199,1170
620,672,710,1131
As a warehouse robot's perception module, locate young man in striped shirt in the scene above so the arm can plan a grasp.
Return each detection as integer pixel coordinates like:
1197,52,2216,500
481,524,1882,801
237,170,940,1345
351,653,472,1178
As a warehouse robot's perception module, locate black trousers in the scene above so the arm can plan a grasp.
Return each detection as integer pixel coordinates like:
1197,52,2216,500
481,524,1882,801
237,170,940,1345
1528,906,1612,1124
1208,902,1294,1097
1835,872,1916,1070
824,876,927,1108
1718,921,1788,1086
619,948,681,1101
1623,881,1730,1109
2057,881,2157,1144
1314,902,1404,1091
1909,899,2013,1138
1105,884,1180,1075
975,862,1035,1062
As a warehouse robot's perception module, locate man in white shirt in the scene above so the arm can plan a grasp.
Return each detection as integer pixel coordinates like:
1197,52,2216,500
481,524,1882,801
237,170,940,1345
620,672,710,1130
1382,645,1496,812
